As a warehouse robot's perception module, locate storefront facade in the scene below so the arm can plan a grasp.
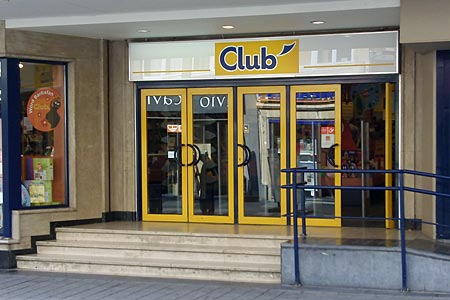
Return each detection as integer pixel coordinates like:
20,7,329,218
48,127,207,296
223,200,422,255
132,31,398,227
1,0,450,268
0,28,109,267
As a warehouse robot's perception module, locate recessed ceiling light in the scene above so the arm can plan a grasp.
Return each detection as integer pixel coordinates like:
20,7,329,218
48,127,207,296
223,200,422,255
222,25,235,29
18,63,24,69
137,29,150,33
310,20,326,25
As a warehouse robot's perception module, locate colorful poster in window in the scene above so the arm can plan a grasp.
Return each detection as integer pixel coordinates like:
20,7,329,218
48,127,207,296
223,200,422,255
23,180,53,204
26,87,63,132
321,126,335,148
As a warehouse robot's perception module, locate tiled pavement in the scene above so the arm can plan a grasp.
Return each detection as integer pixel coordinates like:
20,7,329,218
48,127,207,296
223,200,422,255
1,271,450,300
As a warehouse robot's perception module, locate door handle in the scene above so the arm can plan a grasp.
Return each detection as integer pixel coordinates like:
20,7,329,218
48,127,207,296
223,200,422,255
327,143,339,168
191,144,201,166
174,144,200,166
243,144,251,165
237,144,251,167
174,144,185,166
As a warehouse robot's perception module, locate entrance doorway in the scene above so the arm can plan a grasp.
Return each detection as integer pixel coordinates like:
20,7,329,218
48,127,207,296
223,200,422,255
141,88,234,223
237,87,288,225
140,82,396,228
339,83,395,227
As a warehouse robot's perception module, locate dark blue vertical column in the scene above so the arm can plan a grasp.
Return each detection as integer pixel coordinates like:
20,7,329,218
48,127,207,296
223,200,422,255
1,59,22,238
286,86,291,225
0,59,4,237
436,50,450,239
135,85,142,221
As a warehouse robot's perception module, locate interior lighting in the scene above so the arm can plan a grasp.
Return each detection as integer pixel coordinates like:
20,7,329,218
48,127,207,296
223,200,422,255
137,29,150,33
310,20,326,25
222,25,235,29
18,63,24,69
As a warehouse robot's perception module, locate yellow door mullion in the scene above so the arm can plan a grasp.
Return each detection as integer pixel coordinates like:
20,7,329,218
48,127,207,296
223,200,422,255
280,87,288,222
181,89,189,222
334,85,342,225
289,87,297,226
237,89,245,224
141,90,149,221
186,89,195,222
227,88,235,225
385,83,395,229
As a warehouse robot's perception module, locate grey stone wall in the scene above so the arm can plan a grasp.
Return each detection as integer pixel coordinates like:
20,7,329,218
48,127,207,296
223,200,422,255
401,0,450,44
282,242,450,293
401,45,437,238
4,29,108,248
0,21,5,55
282,243,401,290
108,41,136,213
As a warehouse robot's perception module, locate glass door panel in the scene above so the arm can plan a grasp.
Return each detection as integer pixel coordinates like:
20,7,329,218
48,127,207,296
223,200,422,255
291,85,342,227
296,120,335,217
237,87,287,225
141,89,187,222
340,83,395,228
142,88,233,223
188,88,234,223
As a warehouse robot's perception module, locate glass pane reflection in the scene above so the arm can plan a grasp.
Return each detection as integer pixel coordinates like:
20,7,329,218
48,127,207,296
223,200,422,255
243,93,281,217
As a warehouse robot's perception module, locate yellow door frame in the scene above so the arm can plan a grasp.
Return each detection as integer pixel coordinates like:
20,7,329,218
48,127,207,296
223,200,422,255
141,88,188,222
237,86,287,225
187,87,234,224
290,84,342,227
141,83,392,228
142,87,234,223
385,83,395,229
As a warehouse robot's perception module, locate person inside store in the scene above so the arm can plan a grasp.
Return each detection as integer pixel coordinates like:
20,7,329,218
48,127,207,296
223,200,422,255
148,143,168,213
199,152,218,215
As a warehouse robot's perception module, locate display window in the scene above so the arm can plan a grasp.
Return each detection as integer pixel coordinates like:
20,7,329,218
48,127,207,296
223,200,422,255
19,62,66,207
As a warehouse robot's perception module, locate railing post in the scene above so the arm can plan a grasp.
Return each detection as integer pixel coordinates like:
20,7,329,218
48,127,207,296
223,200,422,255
292,169,301,285
399,171,408,292
300,169,307,237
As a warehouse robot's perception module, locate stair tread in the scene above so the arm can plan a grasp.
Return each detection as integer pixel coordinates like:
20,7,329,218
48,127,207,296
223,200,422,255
37,240,280,255
56,227,290,241
17,253,280,272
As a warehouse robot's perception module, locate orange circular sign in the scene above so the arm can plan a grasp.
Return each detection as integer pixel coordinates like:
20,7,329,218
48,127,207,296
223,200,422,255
27,88,63,132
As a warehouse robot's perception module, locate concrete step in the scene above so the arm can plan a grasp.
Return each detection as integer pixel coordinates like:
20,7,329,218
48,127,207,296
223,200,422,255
55,228,288,248
36,240,280,264
18,226,284,283
16,254,280,284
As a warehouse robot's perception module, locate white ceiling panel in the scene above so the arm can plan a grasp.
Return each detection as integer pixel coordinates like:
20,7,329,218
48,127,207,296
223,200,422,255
0,0,400,40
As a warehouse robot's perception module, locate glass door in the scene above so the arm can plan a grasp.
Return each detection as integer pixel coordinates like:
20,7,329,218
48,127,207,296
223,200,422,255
188,88,234,223
140,84,393,227
237,87,287,225
141,89,186,222
339,83,395,228
291,85,342,227
141,88,234,223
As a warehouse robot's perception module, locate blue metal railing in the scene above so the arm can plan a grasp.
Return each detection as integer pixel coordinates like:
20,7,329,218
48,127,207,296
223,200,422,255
281,168,450,291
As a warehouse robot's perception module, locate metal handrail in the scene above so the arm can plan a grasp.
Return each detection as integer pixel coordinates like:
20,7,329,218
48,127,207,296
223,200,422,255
280,167,450,291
